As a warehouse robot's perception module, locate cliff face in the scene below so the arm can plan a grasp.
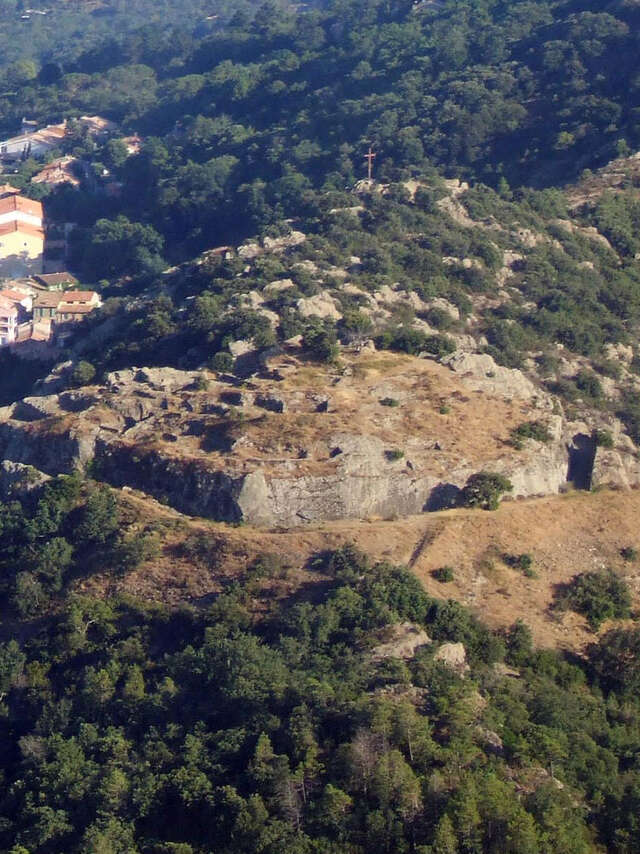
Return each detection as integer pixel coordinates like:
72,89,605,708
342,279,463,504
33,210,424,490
0,350,636,525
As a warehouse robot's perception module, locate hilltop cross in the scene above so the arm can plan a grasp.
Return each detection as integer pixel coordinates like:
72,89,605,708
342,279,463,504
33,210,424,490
364,146,376,180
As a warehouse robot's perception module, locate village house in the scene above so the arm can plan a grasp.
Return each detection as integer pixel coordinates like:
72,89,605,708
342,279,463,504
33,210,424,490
76,116,118,137
32,156,82,189
32,272,79,291
33,289,101,324
0,287,33,312
0,184,22,199
0,296,19,345
32,290,60,323
0,195,44,278
0,122,66,162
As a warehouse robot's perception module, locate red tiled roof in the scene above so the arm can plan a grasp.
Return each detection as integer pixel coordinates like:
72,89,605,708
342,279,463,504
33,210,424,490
62,290,98,303
34,292,62,308
0,296,18,317
34,272,78,287
0,289,29,302
56,303,95,315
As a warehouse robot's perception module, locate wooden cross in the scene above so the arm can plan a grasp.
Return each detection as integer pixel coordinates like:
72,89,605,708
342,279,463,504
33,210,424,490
364,146,376,180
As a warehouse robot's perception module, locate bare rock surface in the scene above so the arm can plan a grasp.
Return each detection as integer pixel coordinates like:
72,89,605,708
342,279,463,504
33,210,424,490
443,352,544,403
370,623,432,661
2,350,640,526
297,291,343,320
434,642,469,673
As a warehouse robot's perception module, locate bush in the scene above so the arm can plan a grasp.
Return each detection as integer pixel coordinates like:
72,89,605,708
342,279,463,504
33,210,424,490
69,361,96,388
303,322,339,363
504,553,537,577
555,569,631,629
620,546,637,562
594,429,614,448
209,352,234,373
192,374,209,391
386,449,404,461
510,421,552,449
380,397,400,407
461,472,513,511
377,327,455,358
574,369,603,400
432,566,454,583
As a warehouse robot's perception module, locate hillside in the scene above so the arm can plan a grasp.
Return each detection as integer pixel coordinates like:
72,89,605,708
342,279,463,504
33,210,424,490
1,0,640,852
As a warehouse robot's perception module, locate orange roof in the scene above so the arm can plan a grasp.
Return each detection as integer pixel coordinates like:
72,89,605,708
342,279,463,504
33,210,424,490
62,290,98,302
34,292,62,308
34,272,78,287
0,195,43,218
0,289,28,302
0,221,45,239
0,296,18,317
56,303,95,315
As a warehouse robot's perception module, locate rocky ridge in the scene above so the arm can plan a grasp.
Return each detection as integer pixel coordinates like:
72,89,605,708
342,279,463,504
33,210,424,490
0,347,636,526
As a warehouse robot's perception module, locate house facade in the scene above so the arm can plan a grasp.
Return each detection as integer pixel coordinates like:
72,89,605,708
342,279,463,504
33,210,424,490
33,289,101,324
0,122,67,162
0,196,45,278
0,296,19,345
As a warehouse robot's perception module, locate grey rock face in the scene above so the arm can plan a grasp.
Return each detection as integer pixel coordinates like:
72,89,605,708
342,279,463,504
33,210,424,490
0,421,99,475
0,461,50,499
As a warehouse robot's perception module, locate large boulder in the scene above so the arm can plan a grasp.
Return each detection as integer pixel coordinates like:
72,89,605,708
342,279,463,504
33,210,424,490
370,623,432,661
443,352,543,402
297,291,343,321
434,642,469,673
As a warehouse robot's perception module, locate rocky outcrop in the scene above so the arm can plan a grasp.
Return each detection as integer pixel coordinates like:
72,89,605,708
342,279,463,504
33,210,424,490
370,623,432,661
592,446,640,490
443,351,547,403
0,461,50,499
434,642,469,673
2,351,640,528
0,420,99,475
297,291,343,321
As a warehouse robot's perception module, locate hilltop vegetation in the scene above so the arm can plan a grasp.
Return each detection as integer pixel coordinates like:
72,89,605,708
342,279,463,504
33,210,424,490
2,0,639,441
3,0,640,194
0,503,640,854
1,1,640,852
0,0,270,75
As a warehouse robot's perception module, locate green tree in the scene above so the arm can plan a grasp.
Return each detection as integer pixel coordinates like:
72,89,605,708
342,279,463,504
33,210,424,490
461,472,513,510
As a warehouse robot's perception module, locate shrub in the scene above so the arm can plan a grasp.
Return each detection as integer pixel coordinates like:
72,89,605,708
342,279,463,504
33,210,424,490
432,566,454,583
192,374,209,391
555,569,631,629
377,327,455,358
461,472,513,510
424,307,453,330
209,352,234,373
386,449,404,461
504,553,532,571
303,322,339,363
594,429,614,448
574,369,603,400
510,421,552,449
504,553,537,577
69,361,96,388
380,397,400,407
620,546,637,562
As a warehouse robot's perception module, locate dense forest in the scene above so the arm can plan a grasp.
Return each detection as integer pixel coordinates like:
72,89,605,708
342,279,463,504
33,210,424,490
0,482,639,854
0,0,640,851
0,0,278,71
